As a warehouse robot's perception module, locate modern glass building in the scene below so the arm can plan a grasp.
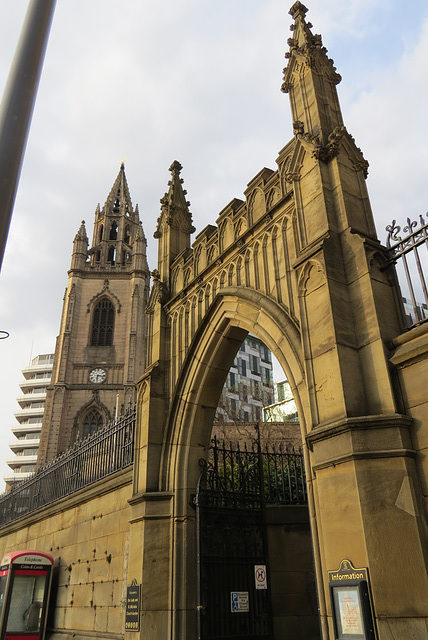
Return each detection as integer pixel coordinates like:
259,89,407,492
215,335,274,424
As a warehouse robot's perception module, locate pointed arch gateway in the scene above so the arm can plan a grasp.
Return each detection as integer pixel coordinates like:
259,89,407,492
135,289,313,638
160,289,305,491
130,5,428,639
154,289,310,637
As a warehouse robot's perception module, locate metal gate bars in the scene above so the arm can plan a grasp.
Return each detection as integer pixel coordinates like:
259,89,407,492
195,434,306,640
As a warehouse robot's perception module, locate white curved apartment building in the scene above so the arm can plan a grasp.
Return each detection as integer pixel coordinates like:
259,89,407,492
4,353,54,488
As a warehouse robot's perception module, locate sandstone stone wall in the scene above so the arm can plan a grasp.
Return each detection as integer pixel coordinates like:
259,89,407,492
0,469,132,639
0,464,322,640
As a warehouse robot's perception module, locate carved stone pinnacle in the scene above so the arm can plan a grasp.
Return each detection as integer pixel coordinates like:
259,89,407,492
289,2,308,20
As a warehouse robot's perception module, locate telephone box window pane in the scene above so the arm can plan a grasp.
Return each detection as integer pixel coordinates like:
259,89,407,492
0,575,7,621
6,574,46,632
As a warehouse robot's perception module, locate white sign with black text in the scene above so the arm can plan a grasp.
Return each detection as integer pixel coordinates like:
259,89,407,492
254,564,267,590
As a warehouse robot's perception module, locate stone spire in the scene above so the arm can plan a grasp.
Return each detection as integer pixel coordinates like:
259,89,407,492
88,163,147,270
132,221,148,272
282,2,343,145
102,163,135,221
154,161,195,287
70,220,88,270
39,164,150,464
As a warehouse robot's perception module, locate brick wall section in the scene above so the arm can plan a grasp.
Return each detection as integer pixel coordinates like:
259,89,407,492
212,420,302,449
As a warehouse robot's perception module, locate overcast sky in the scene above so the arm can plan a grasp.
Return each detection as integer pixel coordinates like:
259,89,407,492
0,0,427,491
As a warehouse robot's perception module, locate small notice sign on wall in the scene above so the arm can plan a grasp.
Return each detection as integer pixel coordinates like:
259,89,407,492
125,580,141,631
231,591,249,612
254,564,267,590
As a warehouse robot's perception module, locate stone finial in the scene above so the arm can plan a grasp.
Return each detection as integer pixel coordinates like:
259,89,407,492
289,2,308,20
169,160,183,176
282,1,341,99
71,220,88,268
74,220,87,241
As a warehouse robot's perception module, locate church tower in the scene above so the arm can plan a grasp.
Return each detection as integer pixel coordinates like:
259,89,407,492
38,164,150,464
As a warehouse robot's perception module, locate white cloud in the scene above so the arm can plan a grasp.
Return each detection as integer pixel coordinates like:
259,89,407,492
0,0,427,490
345,14,428,235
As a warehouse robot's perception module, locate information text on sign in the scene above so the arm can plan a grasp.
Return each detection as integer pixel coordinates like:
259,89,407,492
125,581,141,631
231,591,249,613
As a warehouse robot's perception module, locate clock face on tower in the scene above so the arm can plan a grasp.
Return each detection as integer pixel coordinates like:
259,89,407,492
89,368,107,384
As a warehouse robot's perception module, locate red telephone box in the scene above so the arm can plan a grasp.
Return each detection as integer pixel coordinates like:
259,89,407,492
0,551,54,640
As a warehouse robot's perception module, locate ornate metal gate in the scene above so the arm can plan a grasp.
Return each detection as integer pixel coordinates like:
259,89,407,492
196,435,308,639
196,432,307,639
196,436,272,640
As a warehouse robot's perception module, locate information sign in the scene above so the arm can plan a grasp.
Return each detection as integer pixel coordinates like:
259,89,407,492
334,586,364,635
328,559,376,640
125,580,141,631
230,591,249,613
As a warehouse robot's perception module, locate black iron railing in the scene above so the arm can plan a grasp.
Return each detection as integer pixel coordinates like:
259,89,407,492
263,441,307,504
202,436,307,506
386,214,428,328
0,406,135,526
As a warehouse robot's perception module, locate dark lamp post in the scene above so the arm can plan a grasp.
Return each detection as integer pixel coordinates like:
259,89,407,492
0,0,56,271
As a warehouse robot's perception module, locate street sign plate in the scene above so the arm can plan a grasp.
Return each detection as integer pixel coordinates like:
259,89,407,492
231,591,249,612
255,564,267,590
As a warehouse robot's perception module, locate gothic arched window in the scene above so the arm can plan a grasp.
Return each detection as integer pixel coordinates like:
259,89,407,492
90,297,115,346
82,409,104,439
109,222,118,240
107,246,116,265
